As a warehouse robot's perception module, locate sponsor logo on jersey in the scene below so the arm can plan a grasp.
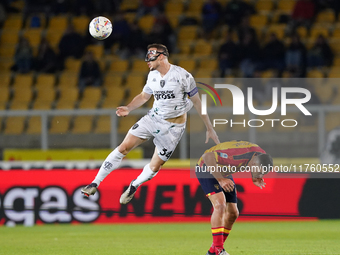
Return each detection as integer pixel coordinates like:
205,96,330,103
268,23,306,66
218,152,228,158
132,123,139,130
154,90,175,100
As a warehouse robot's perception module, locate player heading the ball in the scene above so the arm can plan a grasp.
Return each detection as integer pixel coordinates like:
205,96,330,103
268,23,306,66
81,43,220,204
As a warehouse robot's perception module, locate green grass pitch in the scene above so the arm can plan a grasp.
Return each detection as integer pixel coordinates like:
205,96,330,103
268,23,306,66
1,220,340,255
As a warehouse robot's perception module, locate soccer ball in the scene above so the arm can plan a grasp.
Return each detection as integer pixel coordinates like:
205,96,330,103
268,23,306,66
89,16,112,40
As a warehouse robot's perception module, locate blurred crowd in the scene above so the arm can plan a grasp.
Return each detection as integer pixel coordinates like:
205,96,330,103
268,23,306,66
217,0,336,78
0,0,339,88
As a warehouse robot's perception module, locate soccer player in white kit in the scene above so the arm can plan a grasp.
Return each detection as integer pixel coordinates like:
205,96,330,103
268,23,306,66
81,43,220,204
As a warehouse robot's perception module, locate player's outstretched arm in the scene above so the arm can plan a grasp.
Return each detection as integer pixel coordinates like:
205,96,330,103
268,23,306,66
252,178,266,189
190,93,220,144
116,92,152,117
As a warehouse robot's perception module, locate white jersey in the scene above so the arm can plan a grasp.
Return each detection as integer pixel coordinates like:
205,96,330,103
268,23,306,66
143,64,198,119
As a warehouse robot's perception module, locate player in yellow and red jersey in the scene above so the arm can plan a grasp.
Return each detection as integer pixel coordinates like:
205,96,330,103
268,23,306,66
196,140,273,255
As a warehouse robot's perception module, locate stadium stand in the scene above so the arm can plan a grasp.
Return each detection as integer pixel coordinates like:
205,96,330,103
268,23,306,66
108,59,129,74
255,0,274,13
77,87,102,109
193,39,213,57
103,75,123,88
0,72,12,87
177,25,198,44
102,86,125,107
55,87,79,109
165,1,184,16
26,116,42,134
25,13,46,29
277,0,296,12
266,24,286,40
0,87,10,110
12,74,34,89
3,116,26,134
71,115,94,134
325,112,340,131
2,14,23,31
187,114,205,133
31,100,53,110
138,15,155,34
118,116,138,134
22,28,43,48
58,71,78,88
49,116,71,134
1,0,340,139
45,30,64,49
197,58,218,72
0,31,19,46
131,59,150,73
125,75,146,91
72,16,90,34
64,58,82,72
34,87,56,104
178,59,196,73
316,9,336,24
11,87,33,104
9,101,30,110
85,44,104,60
94,115,111,134
120,0,139,12
48,16,68,33
0,45,16,58
35,74,56,89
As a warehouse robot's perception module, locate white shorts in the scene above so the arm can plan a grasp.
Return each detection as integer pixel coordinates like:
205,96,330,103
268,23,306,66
128,111,186,161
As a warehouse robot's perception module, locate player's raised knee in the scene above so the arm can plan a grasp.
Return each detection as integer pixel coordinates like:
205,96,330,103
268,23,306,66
117,144,131,155
149,163,162,173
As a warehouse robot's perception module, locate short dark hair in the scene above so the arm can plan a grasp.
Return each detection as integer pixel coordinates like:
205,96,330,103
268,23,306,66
257,154,273,173
147,43,169,58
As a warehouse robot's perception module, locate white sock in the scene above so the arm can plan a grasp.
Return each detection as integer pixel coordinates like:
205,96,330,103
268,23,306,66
132,163,158,187
93,148,125,186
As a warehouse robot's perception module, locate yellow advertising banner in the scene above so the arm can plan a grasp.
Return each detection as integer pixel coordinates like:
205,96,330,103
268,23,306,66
4,148,143,161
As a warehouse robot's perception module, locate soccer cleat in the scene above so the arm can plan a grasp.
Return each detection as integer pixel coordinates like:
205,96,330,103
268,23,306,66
120,180,138,204
81,183,98,197
206,251,215,255
216,249,229,255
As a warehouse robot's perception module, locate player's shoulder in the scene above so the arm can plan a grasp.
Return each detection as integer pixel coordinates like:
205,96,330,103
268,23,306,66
146,69,159,82
212,140,259,150
147,69,159,78
170,64,193,78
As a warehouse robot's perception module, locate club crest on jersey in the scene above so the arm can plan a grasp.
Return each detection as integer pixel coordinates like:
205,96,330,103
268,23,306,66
160,80,165,88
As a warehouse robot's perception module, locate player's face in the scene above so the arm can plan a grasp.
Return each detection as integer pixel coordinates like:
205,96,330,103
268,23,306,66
248,156,265,178
252,167,265,179
145,48,161,71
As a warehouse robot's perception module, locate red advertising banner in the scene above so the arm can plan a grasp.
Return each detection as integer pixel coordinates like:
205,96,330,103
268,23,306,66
0,169,313,226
